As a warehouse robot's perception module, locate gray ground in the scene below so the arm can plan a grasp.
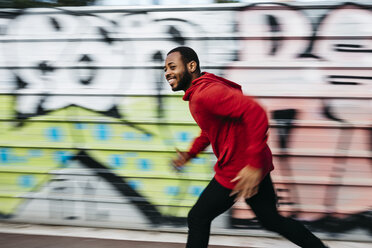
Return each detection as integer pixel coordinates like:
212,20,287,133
0,233,242,248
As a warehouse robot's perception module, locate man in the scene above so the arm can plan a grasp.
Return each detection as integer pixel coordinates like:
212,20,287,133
164,46,328,248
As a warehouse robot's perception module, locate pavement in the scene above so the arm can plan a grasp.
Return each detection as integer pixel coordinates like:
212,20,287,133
0,222,371,248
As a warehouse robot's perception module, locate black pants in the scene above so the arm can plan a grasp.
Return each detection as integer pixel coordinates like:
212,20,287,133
186,174,327,248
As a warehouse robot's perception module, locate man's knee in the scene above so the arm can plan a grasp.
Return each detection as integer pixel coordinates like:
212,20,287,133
187,208,200,226
187,207,211,227
257,214,285,232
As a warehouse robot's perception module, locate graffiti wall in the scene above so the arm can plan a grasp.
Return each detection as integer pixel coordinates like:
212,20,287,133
0,2,371,238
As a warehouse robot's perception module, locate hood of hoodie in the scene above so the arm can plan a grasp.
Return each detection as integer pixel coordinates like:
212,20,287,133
183,72,242,101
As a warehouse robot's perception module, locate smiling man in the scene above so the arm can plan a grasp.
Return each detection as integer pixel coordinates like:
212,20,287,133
164,46,329,248
165,47,197,92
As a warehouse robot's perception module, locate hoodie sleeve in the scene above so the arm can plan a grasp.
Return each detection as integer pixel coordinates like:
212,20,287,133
187,129,210,158
200,83,269,169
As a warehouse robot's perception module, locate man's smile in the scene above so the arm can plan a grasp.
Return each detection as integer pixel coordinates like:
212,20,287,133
168,78,176,86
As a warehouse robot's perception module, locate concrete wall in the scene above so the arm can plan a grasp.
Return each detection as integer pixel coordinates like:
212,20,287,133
0,1,371,239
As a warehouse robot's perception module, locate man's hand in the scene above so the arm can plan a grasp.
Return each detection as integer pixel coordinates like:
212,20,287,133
230,166,262,200
171,148,191,172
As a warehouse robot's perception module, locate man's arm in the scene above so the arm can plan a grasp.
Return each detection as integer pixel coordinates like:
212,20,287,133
172,130,210,170
187,129,210,158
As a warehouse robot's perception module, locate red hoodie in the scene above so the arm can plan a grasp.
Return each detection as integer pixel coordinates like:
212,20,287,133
183,72,274,189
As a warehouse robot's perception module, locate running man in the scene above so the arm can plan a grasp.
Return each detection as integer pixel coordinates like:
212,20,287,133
164,46,329,248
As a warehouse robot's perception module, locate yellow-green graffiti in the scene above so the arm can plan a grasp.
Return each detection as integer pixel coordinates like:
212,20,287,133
0,94,214,220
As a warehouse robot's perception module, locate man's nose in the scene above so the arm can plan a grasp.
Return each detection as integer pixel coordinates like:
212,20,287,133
165,70,170,79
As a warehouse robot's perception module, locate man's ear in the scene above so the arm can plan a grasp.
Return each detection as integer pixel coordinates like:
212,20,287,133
188,61,197,73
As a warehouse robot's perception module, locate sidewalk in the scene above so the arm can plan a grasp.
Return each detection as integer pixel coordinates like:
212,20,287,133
0,222,371,248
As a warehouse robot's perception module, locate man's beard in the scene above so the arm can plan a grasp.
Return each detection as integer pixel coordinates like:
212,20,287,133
173,68,191,91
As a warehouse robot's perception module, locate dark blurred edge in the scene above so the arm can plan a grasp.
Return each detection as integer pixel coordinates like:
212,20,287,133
0,0,95,9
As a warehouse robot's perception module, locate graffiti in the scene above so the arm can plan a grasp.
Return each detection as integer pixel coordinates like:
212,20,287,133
0,2,371,238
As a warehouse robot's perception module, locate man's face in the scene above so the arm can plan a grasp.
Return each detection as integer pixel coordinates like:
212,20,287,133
164,51,191,91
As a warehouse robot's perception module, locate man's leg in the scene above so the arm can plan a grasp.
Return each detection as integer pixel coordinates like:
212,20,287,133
245,174,328,248
186,178,235,248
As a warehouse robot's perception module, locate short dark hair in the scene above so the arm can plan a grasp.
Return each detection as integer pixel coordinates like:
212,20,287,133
167,46,201,73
